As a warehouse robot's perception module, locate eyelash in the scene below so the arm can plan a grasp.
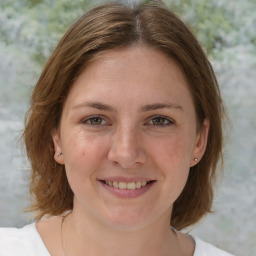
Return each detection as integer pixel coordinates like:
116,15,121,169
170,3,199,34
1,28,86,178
81,115,109,126
146,115,175,127
81,115,175,127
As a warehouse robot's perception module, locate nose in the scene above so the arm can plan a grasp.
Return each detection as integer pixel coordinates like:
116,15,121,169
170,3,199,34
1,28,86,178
108,126,147,169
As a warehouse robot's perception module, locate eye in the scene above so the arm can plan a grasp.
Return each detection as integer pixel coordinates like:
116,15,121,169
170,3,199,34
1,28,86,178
82,116,107,126
147,116,174,127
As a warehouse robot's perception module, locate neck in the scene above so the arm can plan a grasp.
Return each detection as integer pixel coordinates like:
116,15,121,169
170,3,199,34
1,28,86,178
62,209,184,256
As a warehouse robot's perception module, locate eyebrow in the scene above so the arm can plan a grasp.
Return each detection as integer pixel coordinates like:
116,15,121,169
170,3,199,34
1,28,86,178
72,102,184,112
73,102,115,111
140,103,184,112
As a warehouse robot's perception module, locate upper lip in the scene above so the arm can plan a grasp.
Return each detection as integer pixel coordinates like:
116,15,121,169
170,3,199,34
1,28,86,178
98,176,155,182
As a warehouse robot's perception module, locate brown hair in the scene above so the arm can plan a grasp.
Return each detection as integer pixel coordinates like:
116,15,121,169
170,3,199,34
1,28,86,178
23,0,225,230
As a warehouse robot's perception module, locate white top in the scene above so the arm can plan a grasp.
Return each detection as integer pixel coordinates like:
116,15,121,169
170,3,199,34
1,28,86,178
0,223,235,256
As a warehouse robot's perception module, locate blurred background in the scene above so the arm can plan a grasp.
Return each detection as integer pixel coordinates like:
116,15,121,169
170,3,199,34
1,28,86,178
0,0,255,255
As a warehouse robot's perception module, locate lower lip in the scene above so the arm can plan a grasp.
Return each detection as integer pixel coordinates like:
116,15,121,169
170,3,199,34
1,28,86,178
99,181,155,198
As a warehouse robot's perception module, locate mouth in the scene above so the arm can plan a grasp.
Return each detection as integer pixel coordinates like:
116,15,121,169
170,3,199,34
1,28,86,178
100,180,155,190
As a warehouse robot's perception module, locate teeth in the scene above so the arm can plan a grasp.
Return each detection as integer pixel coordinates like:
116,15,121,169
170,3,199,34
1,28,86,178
118,182,127,189
113,181,118,188
127,182,136,190
104,180,150,190
136,181,141,189
141,181,147,186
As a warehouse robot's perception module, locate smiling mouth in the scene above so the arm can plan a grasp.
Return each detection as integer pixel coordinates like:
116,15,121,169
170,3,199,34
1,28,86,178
100,180,155,190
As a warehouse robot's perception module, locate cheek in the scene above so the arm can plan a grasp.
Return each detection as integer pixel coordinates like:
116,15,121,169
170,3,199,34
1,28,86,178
151,132,193,167
148,132,194,193
63,132,110,180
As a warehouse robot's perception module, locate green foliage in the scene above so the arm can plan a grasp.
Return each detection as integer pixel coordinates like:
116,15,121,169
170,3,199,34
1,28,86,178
0,0,89,107
2,0,255,66
0,0,89,66
1,0,255,101
167,0,256,58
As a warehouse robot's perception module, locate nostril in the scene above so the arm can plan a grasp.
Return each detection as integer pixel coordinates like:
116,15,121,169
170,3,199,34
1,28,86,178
112,161,119,166
108,141,147,168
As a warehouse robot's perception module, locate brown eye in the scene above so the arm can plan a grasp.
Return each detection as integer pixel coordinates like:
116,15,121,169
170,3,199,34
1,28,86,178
152,117,165,125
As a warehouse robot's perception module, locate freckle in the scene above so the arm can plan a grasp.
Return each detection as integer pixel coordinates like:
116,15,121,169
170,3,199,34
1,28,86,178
81,150,86,156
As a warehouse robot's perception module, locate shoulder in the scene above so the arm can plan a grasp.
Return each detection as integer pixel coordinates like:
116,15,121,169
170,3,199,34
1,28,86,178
194,237,235,256
0,223,50,256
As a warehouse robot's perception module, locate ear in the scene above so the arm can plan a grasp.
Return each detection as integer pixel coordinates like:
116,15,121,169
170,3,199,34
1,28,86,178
52,129,64,165
190,119,210,167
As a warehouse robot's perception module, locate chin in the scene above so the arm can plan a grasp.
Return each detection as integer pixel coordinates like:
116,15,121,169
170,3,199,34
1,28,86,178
103,208,153,231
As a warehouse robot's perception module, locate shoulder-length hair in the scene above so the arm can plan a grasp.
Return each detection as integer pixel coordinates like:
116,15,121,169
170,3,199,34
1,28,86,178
23,0,225,230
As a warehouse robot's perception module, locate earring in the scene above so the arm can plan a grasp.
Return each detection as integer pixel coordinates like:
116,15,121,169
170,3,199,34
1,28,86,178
194,158,198,162
57,152,63,158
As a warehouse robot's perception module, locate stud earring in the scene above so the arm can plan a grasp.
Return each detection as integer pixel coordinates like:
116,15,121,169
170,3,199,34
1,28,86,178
57,152,63,158
194,158,198,162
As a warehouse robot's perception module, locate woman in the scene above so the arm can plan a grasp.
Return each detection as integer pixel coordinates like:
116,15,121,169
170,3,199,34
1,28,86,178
0,1,234,255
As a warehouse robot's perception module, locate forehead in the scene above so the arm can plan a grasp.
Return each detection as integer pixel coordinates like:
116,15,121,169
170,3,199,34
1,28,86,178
83,46,187,84
64,45,194,113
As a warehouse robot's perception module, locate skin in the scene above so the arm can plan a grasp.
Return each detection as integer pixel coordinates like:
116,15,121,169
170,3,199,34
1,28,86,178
37,45,209,256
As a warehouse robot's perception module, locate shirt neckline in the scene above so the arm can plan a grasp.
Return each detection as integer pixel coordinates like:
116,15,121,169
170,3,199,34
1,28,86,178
30,222,200,256
27,223,51,256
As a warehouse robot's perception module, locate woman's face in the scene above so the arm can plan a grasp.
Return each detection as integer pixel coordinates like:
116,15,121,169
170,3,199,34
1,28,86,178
53,45,209,230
